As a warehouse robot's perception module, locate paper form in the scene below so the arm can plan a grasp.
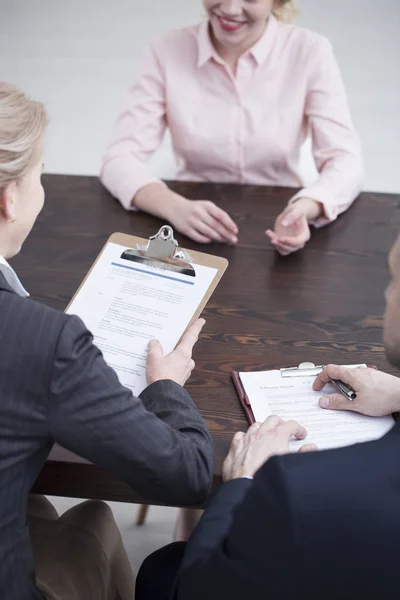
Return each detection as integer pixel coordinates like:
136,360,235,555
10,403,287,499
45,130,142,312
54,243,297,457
239,369,394,451
67,242,217,395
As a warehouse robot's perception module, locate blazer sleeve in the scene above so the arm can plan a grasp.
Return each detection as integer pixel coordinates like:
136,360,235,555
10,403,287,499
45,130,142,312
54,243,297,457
46,315,214,506
100,40,168,210
178,479,253,572
176,458,300,599
289,37,364,226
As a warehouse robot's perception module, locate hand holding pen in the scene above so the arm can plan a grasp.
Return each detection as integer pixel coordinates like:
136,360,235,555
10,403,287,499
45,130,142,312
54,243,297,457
330,378,357,401
313,365,400,417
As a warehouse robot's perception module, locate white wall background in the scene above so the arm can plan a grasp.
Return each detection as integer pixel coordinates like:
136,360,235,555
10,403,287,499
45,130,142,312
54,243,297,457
1,0,399,192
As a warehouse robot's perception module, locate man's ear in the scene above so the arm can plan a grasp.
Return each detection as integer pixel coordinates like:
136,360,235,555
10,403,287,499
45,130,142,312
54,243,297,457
0,182,17,222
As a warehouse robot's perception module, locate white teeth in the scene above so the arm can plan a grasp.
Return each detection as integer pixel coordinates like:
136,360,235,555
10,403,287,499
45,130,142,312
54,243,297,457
219,17,243,25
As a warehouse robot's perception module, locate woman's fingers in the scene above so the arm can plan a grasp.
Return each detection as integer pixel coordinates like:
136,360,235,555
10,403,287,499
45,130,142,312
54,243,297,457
194,220,225,242
201,212,238,243
274,242,298,255
277,236,305,249
186,227,213,244
266,231,302,255
281,205,304,227
207,203,238,236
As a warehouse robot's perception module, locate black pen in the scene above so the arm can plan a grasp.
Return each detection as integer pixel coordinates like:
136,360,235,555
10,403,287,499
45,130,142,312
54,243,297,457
331,379,357,401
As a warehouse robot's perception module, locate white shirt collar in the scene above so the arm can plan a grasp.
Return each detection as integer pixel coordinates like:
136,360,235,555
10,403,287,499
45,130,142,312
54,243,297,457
0,255,29,297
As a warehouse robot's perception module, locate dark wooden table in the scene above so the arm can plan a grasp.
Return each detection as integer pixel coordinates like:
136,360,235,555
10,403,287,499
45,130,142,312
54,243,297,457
18,175,400,505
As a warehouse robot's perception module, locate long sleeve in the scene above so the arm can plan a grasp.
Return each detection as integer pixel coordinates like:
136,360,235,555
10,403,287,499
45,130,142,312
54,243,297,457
176,458,299,599
47,315,214,506
290,38,364,226
100,41,168,211
178,479,253,573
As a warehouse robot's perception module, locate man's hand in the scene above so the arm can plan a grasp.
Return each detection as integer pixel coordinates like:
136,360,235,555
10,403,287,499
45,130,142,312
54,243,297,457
170,197,238,245
313,364,400,417
146,319,205,387
266,198,322,256
222,416,317,481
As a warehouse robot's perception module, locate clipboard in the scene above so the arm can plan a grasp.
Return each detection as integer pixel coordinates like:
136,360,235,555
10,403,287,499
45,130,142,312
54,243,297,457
232,362,364,425
66,225,228,338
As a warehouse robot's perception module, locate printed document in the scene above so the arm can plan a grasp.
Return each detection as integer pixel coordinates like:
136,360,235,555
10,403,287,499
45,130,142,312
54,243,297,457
239,368,394,451
67,242,217,395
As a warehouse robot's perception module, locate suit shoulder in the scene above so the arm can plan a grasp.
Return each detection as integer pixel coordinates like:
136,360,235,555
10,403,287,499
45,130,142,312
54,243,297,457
0,289,85,347
0,288,64,322
274,437,391,508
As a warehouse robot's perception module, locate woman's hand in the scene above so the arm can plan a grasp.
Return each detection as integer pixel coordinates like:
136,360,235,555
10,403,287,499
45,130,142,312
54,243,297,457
266,198,322,256
170,197,238,245
135,184,238,245
313,364,400,417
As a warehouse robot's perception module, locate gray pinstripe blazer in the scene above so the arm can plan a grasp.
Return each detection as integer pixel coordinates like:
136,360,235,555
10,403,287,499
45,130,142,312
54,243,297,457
0,272,213,599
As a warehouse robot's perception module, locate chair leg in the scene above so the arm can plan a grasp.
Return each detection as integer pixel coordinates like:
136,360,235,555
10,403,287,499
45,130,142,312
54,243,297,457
136,504,150,526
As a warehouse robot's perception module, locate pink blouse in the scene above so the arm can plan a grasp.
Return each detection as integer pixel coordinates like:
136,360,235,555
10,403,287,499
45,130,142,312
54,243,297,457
101,16,363,225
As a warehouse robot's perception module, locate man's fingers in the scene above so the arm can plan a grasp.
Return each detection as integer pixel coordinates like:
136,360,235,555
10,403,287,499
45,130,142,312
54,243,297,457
298,443,318,453
247,421,264,435
262,415,282,429
262,417,307,440
229,431,246,454
232,431,246,444
176,318,206,355
313,364,354,391
282,420,307,441
319,394,354,412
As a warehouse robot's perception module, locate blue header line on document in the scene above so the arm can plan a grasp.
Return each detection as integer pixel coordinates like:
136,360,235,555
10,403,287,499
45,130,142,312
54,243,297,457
111,262,195,285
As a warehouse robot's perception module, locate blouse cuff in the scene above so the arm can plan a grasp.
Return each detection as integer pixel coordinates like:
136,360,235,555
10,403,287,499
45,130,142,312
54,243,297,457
289,185,338,228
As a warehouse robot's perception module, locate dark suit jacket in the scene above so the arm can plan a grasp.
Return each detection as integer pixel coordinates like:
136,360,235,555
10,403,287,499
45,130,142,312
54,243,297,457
176,424,400,599
0,272,213,600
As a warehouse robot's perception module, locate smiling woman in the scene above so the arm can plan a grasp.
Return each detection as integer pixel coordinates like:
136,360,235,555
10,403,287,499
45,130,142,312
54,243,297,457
101,0,363,256
204,0,295,64
204,0,279,59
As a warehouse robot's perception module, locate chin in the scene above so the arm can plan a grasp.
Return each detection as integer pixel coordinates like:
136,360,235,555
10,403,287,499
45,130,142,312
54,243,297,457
7,247,21,260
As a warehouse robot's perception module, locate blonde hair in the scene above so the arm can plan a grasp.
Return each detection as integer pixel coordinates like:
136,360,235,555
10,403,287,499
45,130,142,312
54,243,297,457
0,82,47,191
273,0,298,22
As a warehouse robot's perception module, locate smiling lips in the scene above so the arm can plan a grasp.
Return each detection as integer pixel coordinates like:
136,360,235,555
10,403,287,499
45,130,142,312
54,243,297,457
216,15,247,32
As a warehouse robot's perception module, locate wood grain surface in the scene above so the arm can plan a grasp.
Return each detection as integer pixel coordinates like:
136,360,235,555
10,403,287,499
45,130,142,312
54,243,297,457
18,175,400,505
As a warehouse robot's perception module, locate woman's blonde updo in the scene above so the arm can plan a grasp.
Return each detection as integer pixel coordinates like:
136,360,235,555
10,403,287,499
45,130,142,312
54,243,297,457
273,0,298,22
0,82,47,191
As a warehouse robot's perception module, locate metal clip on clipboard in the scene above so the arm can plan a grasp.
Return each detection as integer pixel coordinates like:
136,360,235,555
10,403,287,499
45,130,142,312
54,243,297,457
120,225,196,278
281,362,324,378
